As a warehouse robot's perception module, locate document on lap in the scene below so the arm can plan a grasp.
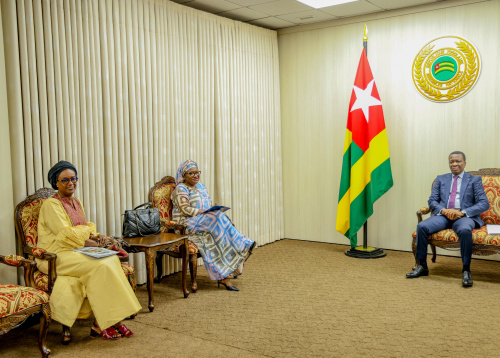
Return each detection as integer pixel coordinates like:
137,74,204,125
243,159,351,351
73,247,118,258
486,225,500,235
203,205,230,214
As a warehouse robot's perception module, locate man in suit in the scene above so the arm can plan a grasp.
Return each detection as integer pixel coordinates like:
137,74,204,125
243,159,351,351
406,151,489,287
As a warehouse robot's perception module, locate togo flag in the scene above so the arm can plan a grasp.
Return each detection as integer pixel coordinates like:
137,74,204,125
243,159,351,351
336,48,393,248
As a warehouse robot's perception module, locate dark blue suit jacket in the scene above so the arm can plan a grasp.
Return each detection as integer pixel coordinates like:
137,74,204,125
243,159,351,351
428,172,489,227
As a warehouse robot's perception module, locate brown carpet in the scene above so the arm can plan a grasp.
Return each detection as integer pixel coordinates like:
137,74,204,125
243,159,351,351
3,239,500,357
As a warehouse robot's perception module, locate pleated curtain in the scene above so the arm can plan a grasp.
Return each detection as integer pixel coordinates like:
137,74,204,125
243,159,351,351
2,0,283,284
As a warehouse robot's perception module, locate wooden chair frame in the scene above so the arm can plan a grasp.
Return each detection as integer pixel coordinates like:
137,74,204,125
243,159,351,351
0,255,51,357
148,176,201,292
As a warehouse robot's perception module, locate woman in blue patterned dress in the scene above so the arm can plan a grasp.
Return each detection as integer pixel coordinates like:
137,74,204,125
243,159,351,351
171,160,255,291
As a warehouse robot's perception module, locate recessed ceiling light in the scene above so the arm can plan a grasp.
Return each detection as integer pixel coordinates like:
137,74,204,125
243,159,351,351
297,0,358,9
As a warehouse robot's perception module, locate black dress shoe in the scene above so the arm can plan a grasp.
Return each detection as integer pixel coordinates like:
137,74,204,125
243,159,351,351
406,265,429,278
462,271,473,287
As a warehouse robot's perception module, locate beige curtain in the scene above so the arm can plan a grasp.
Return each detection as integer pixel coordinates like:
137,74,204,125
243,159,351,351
2,0,283,284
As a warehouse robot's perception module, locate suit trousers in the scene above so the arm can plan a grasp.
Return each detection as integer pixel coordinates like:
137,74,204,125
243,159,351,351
416,215,475,266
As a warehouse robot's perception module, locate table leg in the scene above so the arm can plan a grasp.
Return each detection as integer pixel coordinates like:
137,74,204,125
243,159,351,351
181,239,189,298
145,248,155,312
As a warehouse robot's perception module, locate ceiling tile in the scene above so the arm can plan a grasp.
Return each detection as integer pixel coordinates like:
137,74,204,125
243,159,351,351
276,9,338,24
248,16,297,29
227,0,274,6
249,0,314,16
218,7,268,21
321,0,382,17
186,0,242,13
368,0,437,10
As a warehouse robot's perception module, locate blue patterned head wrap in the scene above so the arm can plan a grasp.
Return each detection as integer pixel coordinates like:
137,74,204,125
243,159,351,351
175,160,198,185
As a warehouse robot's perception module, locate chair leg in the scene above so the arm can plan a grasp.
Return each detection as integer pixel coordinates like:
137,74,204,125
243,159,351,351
431,244,437,263
127,272,137,319
189,254,198,292
412,236,418,268
39,304,51,357
155,252,164,282
127,272,137,292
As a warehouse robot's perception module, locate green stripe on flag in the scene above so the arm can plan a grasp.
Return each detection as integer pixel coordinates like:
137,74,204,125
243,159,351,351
338,141,365,201
369,158,393,201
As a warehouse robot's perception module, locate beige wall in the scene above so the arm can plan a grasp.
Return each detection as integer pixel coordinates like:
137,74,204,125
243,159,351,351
279,0,500,258
0,3,17,284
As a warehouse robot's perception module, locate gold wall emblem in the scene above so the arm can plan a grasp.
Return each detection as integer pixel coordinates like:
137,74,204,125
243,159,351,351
412,36,481,102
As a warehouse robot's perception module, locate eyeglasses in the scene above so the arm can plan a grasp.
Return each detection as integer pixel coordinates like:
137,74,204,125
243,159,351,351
185,171,201,177
58,177,78,185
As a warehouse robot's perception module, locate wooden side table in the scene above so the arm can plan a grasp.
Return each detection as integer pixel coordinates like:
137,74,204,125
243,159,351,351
124,233,189,312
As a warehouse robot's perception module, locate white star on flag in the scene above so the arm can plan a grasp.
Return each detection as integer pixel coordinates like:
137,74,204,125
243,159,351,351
349,79,382,123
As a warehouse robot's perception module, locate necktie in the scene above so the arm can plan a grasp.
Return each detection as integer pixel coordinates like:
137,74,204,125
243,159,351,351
448,175,459,209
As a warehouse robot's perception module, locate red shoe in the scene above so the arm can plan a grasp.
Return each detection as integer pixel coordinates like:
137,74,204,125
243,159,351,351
90,326,121,340
114,324,134,338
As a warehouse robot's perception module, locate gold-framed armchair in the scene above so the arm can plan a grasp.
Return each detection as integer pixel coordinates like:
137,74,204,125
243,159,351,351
0,254,51,357
148,176,201,292
411,168,500,264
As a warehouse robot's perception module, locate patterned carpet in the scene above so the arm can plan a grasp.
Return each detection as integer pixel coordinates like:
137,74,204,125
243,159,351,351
3,239,500,357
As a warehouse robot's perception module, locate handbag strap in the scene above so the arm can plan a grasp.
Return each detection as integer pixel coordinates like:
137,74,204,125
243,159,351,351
133,202,152,210
134,213,145,237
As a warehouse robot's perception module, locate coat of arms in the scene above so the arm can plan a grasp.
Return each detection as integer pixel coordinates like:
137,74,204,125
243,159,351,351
412,36,481,102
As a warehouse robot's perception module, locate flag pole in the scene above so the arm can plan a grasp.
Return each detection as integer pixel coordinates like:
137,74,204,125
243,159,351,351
345,24,386,259
363,24,368,251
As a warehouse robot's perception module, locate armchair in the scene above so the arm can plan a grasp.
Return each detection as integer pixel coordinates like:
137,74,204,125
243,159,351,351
0,254,51,357
148,176,201,292
412,168,500,264
14,188,137,343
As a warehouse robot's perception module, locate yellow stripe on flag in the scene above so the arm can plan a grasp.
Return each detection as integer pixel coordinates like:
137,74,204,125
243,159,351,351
343,129,352,155
336,188,350,234
349,129,390,203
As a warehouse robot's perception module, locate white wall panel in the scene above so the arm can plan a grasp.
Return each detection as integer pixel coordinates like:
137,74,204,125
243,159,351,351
279,0,500,259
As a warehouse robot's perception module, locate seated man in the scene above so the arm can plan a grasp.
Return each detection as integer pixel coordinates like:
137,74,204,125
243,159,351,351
406,151,489,287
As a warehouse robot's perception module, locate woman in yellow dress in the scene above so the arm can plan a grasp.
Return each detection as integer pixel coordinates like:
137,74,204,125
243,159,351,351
37,161,141,342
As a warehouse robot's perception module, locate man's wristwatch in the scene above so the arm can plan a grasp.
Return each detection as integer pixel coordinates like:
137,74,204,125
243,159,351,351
461,210,467,216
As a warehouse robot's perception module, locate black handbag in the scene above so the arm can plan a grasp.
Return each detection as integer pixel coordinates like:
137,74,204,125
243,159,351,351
122,202,161,238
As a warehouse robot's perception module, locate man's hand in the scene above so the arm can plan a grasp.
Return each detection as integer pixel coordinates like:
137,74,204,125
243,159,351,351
442,209,463,220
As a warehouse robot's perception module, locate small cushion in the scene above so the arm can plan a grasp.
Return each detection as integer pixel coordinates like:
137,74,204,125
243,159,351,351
0,285,49,318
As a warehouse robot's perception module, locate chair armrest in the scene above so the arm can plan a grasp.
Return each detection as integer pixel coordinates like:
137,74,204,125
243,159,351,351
163,220,187,235
0,254,37,287
417,207,431,222
23,246,58,292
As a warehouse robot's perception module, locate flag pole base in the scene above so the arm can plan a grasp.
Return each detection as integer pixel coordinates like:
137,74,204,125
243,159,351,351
345,246,386,259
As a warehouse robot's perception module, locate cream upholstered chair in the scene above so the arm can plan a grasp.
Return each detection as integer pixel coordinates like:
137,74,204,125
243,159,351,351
0,254,51,357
